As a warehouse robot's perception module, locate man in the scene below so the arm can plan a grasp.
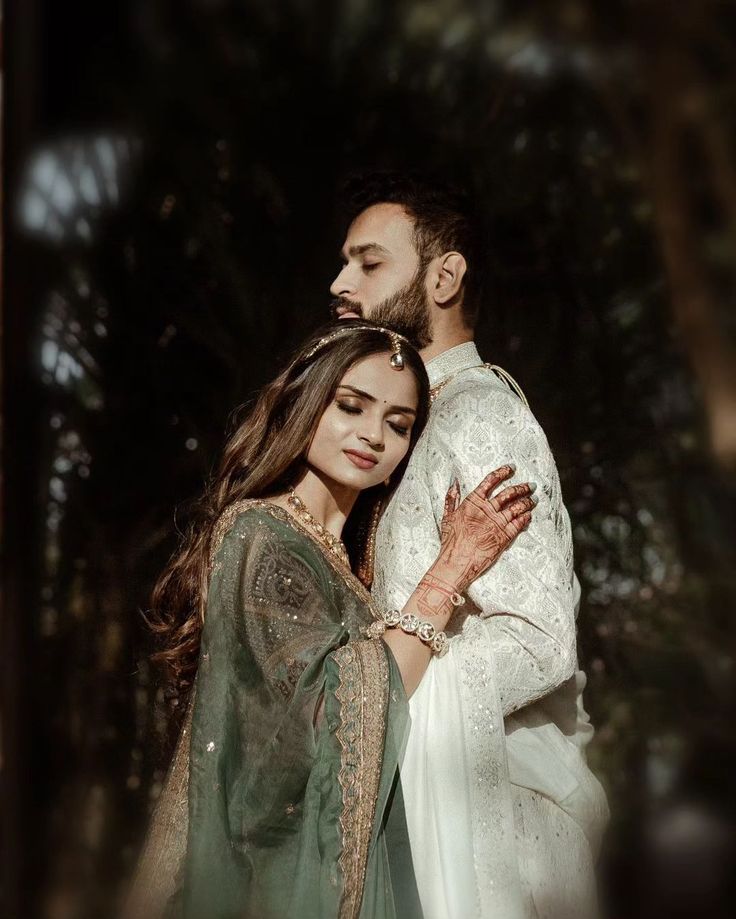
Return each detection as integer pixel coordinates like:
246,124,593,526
330,172,609,919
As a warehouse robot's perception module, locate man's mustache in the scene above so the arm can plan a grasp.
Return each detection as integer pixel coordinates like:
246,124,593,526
330,297,364,319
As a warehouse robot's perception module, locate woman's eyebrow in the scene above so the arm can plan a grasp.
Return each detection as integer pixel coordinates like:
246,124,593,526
337,384,417,416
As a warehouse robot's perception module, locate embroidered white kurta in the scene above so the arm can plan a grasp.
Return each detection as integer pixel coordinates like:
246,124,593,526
373,342,609,919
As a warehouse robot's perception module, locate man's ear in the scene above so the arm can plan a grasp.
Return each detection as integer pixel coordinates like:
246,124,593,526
432,252,467,305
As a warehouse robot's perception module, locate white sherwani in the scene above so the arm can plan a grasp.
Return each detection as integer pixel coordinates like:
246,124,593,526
373,343,609,919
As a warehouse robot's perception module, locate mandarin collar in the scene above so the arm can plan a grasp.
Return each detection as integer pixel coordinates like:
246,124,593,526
425,341,483,389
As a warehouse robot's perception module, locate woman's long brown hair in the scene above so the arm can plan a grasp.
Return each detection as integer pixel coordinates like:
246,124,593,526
147,320,430,703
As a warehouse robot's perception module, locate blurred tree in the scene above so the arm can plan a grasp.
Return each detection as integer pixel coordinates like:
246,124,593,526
567,0,736,468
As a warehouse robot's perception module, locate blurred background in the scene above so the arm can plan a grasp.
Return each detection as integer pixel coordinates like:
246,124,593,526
3,1,736,917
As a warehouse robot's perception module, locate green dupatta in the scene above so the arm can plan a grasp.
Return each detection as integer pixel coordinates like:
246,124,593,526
124,501,420,919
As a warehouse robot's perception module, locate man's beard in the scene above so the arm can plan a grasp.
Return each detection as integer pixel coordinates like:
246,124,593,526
330,268,433,349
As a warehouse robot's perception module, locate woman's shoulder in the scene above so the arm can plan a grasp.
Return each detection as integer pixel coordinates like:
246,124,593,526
211,498,287,554
210,498,373,622
210,499,326,576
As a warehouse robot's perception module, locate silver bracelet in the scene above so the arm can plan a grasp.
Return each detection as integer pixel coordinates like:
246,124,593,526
365,608,449,657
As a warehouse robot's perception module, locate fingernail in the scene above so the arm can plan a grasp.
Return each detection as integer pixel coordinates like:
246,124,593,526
507,463,516,473
532,495,539,505
529,482,537,493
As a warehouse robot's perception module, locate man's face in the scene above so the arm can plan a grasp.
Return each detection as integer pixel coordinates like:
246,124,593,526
330,203,434,348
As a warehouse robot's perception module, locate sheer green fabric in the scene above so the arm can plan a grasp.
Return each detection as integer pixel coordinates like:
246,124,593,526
128,501,421,919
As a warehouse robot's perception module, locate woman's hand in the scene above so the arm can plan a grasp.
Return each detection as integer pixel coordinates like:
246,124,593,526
385,465,536,695
434,465,536,594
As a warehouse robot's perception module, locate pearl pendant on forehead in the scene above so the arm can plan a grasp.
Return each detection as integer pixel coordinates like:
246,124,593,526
389,352,405,370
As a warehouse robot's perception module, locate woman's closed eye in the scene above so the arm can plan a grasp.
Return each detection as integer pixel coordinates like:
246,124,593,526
337,401,362,416
336,401,410,438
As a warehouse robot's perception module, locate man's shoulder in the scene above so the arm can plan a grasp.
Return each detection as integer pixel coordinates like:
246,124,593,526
433,365,537,423
425,365,553,460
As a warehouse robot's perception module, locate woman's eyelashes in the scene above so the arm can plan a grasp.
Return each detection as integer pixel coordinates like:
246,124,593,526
336,401,410,437
336,401,361,417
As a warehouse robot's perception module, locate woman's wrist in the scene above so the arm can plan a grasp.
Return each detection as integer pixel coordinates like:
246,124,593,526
407,562,465,621
371,608,450,657
428,556,468,594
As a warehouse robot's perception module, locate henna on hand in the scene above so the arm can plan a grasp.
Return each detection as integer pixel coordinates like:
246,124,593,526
440,478,462,546
435,465,535,593
412,569,460,619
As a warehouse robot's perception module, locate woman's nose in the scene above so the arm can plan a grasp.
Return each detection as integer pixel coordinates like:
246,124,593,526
358,426,384,450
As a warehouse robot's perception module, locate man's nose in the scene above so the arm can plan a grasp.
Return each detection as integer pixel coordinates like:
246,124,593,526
330,264,355,298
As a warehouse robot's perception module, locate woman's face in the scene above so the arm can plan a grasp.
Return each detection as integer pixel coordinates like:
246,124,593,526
306,352,420,492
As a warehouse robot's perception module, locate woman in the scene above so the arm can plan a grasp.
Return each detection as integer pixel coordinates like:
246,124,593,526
124,320,536,919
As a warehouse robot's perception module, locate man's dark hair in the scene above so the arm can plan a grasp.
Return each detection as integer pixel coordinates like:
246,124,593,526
341,170,484,328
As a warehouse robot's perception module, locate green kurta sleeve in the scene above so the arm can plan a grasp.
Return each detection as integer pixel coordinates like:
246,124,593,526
177,505,418,919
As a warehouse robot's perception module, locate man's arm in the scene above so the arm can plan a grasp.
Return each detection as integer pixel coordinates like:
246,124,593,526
426,379,578,716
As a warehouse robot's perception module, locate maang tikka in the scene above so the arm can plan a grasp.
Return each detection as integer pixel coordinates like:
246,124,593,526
303,324,410,370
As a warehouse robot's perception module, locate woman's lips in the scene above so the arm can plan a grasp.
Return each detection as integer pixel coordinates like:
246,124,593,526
344,449,378,470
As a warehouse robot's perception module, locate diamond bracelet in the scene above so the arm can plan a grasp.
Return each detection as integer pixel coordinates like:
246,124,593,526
365,608,449,657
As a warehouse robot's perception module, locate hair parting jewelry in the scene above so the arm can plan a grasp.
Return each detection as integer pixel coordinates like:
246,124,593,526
303,324,410,370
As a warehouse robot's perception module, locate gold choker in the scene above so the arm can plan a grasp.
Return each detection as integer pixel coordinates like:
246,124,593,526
286,488,351,568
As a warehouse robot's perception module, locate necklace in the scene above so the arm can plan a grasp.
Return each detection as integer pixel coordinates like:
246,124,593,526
286,487,351,568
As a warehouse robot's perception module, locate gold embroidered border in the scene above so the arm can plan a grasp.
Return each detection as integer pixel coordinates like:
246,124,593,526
333,639,389,919
208,498,261,570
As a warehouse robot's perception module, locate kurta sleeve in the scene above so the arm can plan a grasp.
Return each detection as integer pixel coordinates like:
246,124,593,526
424,380,578,716
179,509,411,919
